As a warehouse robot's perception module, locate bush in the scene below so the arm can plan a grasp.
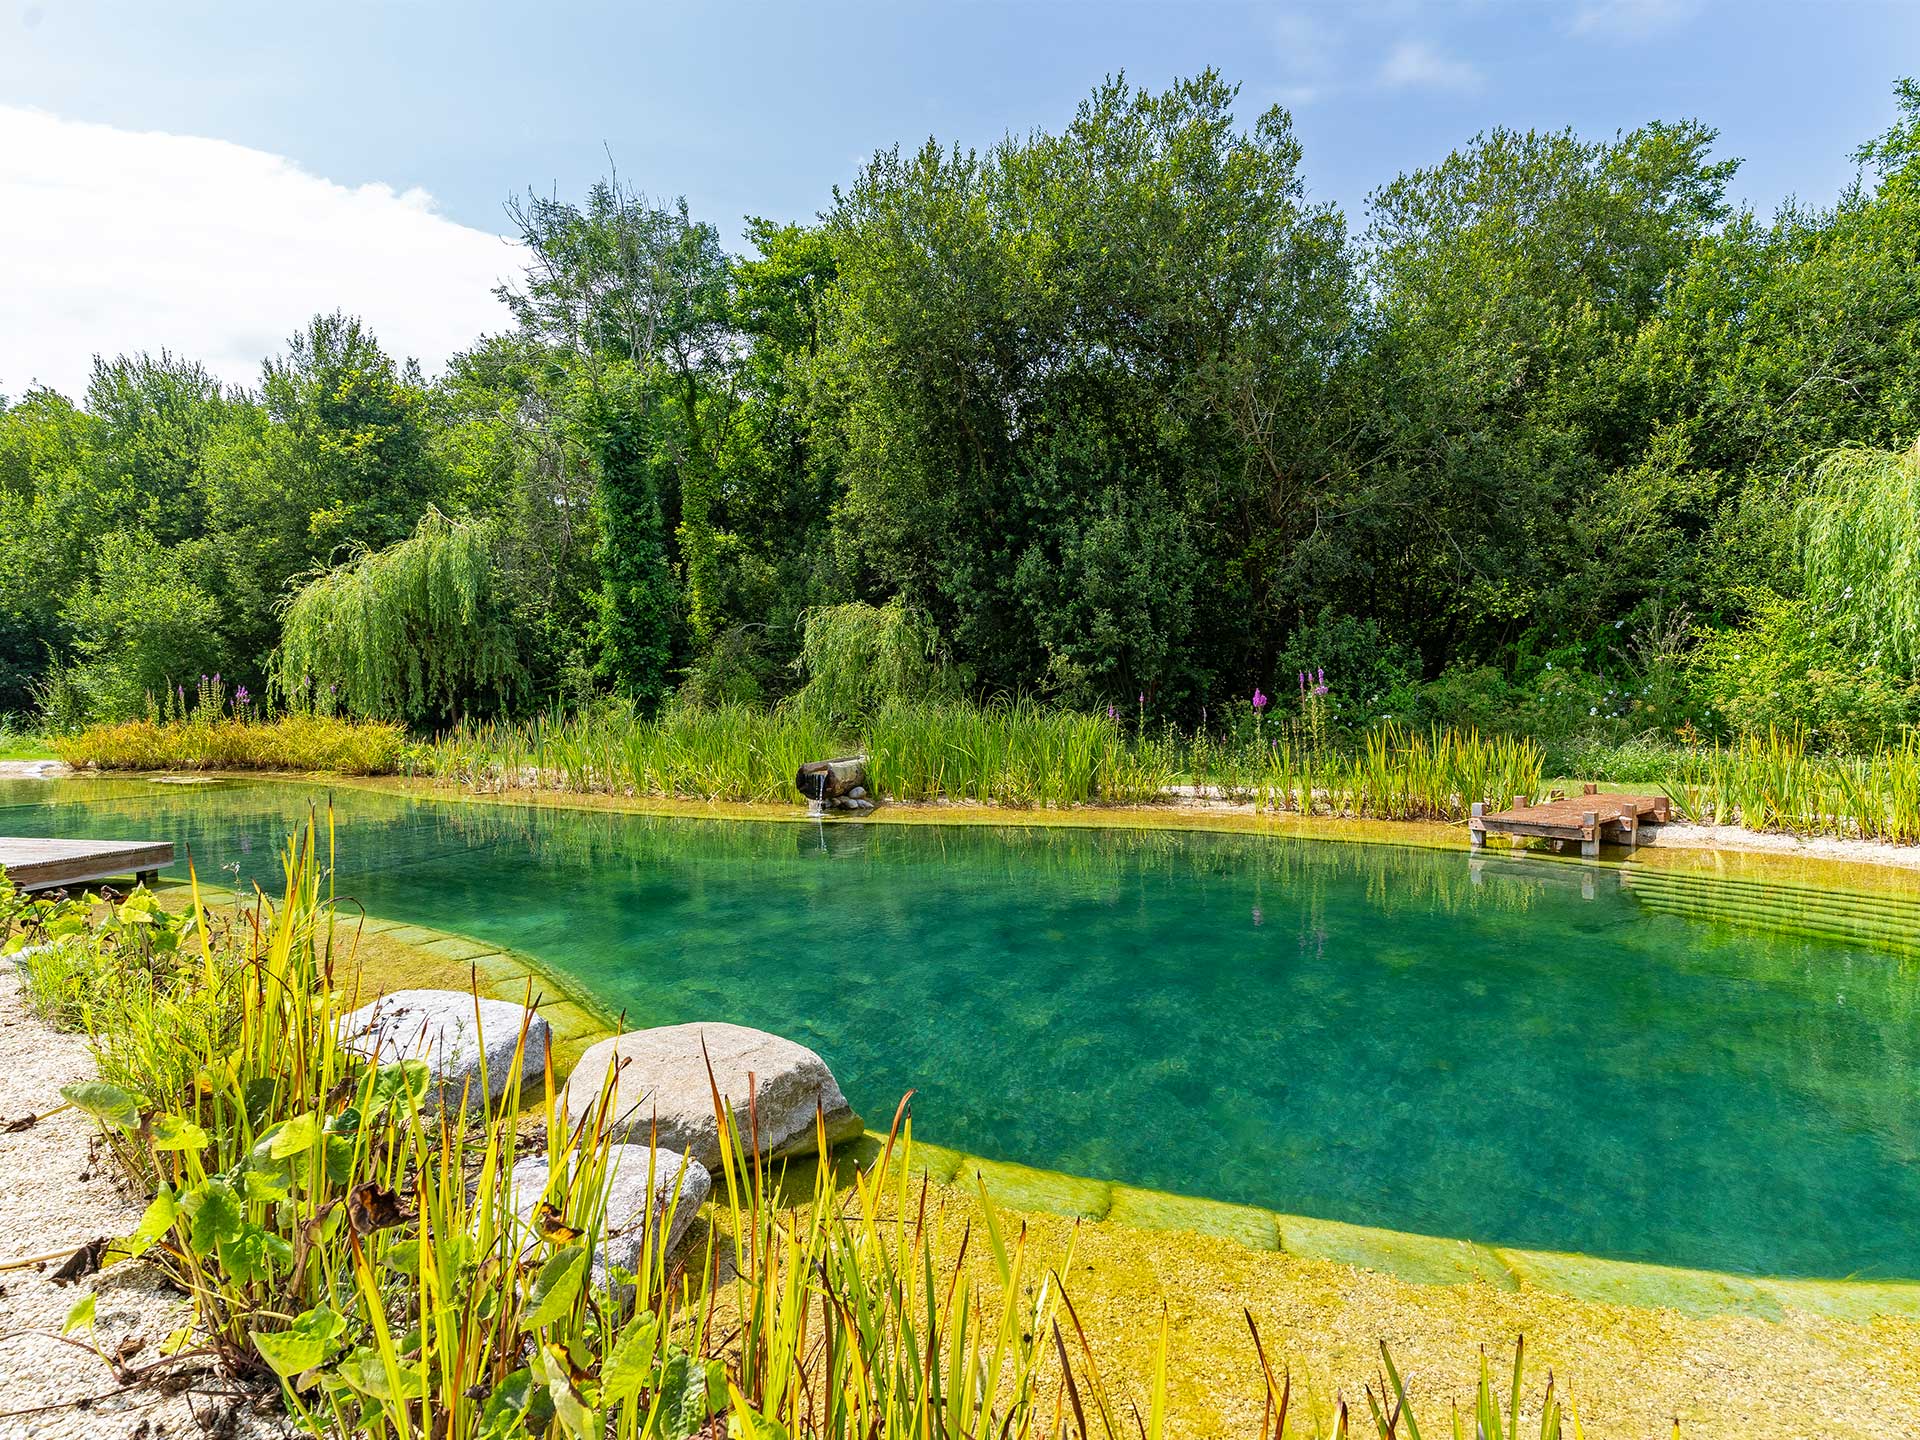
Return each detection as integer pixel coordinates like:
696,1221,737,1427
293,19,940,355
54,531,227,721
1690,593,1920,751
1277,609,1420,729
57,713,404,774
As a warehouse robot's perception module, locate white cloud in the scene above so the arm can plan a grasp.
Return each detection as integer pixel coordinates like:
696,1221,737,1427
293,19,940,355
1569,0,1703,39
1378,39,1483,95
0,106,520,401
1273,12,1340,107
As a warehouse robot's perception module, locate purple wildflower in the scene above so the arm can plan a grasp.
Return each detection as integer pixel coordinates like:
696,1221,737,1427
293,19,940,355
1252,687,1268,712
1107,704,1116,719
235,685,250,704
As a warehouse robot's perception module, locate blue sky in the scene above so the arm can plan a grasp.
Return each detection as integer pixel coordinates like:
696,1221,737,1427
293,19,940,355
2,0,1916,395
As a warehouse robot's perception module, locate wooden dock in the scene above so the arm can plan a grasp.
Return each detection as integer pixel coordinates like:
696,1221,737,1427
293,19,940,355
0,837,175,892
1469,785,1670,858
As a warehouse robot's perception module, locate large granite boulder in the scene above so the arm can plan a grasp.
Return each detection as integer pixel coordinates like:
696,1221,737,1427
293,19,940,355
506,1144,709,1287
335,989,548,1114
560,1022,862,1170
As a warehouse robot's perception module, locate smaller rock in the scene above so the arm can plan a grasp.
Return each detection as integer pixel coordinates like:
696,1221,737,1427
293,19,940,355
848,786,867,799
507,1144,710,1287
335,989,548,1115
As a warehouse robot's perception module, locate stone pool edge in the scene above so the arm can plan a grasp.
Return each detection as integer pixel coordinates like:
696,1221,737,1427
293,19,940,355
272,896,1920,1327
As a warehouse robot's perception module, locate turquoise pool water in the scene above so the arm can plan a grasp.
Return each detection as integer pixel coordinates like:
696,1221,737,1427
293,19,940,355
6,776,1919,1279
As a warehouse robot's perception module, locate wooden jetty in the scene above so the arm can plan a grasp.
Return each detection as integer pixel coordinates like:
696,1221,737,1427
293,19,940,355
0,837,174,892
1469,784,1670,858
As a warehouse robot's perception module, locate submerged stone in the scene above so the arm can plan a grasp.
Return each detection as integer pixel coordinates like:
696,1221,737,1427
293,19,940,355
560,1022,862,1170
335,988,548,1114
507,1143,710,1286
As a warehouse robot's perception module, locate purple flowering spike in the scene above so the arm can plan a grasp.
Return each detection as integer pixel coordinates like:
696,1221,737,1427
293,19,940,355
1252,687,1268,712
1107,704,1116,719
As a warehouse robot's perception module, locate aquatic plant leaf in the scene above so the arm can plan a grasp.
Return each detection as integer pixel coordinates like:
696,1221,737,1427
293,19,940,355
521,1244,587,1330
251,1304,346,1379
148,1112,208,1151
478,1368,536,1438
656,1349,713,1439
61,1081,139,1132
599,1312,658,1406
338,1345,429,1402
255,1110,321,1160
181,1178,243,1255
116,1188,179,1263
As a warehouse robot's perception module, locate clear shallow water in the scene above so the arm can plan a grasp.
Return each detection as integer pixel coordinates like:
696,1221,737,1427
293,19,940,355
6,776,1919,1279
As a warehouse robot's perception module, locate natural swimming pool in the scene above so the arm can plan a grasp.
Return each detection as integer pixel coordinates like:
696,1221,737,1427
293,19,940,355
6,776,1918,1280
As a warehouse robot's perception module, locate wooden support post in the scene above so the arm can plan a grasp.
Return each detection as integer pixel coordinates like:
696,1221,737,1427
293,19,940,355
136,868,159,886
1469,801,1486,849
1580,810,1600,860
1619,811,1638,849
1582,782,1598,796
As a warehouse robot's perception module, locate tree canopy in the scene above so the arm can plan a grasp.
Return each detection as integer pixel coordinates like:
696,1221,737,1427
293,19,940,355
6,70,1920,745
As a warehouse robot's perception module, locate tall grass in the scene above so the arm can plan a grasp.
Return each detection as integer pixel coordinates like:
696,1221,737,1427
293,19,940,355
417,699,1181,806
14,826,1592,1439
1663,727,1920,843
1191,724,1544,822
418,700,1539,818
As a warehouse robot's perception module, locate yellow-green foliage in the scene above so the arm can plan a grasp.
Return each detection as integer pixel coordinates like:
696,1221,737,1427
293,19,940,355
420,698,1179,806
1665,726,1920,842
1195,723,1545,821
57,714,404,774
277,508,524,722
1801,439,1920,671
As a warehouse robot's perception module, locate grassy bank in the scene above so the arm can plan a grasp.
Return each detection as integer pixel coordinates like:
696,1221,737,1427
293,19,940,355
0,823,1619,1439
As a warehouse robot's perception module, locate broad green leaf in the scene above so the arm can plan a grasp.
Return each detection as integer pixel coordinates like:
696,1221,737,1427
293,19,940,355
657,1349,711,1440
217,1222,275,1285
251,1305,346,1379
181,1177,243,1255
599,1312,659,1406
336,1346,428,1403
61,1081,139,1132
149,1112,208,1152
478,1368,536,1439
369,1060,429,1115
115,1188,180,1263
240,1157,293,1204
520,1244,587,1331
259,1109,321,1160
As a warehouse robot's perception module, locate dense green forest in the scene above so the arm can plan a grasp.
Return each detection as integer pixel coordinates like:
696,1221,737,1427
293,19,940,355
5,72,1919,750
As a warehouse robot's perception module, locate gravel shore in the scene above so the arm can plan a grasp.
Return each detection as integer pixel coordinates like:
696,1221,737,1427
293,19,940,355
0,967,286,1440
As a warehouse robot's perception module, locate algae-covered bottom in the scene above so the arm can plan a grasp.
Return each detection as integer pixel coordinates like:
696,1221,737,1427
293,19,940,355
6,776,1919,1281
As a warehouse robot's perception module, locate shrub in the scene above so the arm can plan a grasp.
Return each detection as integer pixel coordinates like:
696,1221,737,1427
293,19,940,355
1689,592,1920,751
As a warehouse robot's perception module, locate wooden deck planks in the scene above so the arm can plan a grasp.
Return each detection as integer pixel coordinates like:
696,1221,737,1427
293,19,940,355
0,837,175,892
1469,786,1670,857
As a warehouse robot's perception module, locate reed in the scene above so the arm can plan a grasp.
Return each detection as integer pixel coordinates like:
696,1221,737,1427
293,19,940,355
1662,727,1920,843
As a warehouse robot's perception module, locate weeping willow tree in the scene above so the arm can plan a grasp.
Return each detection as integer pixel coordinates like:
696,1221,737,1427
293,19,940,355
1800,438,1920,672
276,509,526,723
792,598,949,725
